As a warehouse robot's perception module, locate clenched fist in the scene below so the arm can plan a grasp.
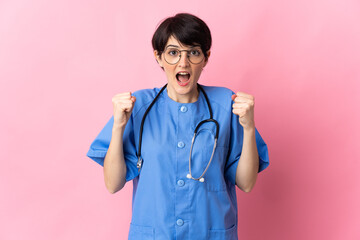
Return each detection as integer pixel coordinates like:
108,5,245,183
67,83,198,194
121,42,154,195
112,92,136,128
231,92,255,130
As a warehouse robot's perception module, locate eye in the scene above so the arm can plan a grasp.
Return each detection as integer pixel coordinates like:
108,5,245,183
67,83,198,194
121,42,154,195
190,50,201,56
167,49,179,56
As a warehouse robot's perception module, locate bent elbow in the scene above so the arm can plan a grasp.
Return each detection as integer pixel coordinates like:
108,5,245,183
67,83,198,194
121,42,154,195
106,185,124,194
105,181,126,194
106,184,118,194
107,188,118,194
242,186,253,193
236,180,255,193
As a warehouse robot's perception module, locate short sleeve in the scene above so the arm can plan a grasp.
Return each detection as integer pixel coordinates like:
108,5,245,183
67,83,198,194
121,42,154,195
86,116,114,166
86,114,140,182
224,110,270,185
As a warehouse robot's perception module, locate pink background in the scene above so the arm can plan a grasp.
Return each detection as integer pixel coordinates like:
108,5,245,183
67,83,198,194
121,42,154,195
1,0,359,239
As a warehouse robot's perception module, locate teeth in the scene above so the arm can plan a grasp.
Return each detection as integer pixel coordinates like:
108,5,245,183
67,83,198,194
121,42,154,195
178,72,189,75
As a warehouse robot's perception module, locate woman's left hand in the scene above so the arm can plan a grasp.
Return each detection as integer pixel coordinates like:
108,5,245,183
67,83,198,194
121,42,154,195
231,92,255,130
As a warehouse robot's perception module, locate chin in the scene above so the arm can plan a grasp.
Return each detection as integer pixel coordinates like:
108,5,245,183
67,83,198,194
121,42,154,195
176,82,196,93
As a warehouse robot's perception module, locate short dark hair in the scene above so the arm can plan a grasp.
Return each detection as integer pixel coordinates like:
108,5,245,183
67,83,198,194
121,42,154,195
152,13,212,60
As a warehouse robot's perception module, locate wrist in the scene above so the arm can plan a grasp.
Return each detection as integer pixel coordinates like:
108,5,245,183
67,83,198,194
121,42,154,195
242,124,255,133
112,124,126,133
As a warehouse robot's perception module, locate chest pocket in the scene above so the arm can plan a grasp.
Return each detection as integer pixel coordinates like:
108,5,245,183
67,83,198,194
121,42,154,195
190,127,229,192
208,224,237,239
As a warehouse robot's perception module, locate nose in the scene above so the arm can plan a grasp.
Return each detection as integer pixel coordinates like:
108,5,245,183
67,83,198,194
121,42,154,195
178,53,190,67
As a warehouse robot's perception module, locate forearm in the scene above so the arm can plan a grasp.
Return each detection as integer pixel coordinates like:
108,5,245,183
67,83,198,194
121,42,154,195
103,124,127,193
235,127,259,192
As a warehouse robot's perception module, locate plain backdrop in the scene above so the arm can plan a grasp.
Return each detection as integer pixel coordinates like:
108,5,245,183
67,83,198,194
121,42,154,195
1,0,359,239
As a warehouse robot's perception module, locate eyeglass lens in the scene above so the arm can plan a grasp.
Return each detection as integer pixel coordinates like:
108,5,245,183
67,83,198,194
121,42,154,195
164,48,204,64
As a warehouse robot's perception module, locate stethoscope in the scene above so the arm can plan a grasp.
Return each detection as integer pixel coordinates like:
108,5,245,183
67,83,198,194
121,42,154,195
136,83,219,182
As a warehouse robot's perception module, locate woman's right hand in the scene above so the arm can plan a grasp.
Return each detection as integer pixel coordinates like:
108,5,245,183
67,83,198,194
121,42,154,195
112,92,136,128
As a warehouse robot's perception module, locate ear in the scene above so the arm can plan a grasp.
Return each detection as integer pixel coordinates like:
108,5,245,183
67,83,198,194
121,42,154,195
154,50,163,68
203,50,211,67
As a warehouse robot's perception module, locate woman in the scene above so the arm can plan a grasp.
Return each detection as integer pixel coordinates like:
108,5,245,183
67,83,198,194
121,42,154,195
87,13,269,240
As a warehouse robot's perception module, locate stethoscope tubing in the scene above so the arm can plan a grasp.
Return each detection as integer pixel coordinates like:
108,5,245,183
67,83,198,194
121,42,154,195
136,83,219,182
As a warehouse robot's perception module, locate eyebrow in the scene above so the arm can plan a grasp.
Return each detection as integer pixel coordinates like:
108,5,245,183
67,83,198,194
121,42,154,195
165,44,201,49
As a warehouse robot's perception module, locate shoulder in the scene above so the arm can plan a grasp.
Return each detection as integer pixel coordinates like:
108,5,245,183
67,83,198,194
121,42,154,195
131,87,163,117
132,87,160,104
200,85,234,111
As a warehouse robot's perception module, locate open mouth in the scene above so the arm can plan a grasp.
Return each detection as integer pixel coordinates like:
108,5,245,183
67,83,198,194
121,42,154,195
176,72,191,86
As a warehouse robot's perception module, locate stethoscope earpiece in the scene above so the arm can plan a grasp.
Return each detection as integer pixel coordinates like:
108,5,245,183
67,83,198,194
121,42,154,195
187,173,205,182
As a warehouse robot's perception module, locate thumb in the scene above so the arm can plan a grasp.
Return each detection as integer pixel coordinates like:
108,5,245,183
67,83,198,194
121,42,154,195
231,94,237,101
131,96,136,102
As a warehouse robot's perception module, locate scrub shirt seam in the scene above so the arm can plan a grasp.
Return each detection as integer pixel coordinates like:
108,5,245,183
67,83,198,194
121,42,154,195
200,85,233,113
208,99,230,113
132,99,156,119
87,149,107,157
132,88,164,119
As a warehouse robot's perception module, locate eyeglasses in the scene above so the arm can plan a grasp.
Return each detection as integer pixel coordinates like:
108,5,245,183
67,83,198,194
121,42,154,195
162,47,205,65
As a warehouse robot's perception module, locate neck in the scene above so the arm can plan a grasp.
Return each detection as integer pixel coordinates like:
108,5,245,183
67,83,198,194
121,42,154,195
166,85,199,103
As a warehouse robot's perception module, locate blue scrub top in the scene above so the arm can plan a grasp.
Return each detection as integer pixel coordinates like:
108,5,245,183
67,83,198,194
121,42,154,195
87,85,269,240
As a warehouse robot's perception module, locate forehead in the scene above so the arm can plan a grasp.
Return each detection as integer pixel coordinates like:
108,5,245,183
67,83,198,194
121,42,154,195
165,36,200,49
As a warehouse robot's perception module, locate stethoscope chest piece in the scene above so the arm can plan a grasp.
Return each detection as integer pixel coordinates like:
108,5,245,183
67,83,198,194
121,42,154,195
137,157,143,173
